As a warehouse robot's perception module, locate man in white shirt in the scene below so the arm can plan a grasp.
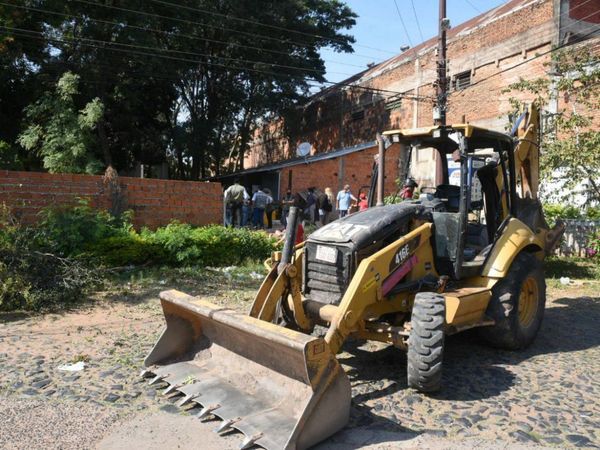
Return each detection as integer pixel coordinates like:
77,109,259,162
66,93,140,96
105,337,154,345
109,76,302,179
336,184,357,218
251,187,272,229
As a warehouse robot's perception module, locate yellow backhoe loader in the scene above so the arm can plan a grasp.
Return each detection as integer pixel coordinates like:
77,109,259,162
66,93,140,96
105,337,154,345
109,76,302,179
140,104,564,449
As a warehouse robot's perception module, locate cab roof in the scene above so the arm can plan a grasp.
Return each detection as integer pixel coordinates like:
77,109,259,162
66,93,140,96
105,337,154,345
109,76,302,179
383,124,513,144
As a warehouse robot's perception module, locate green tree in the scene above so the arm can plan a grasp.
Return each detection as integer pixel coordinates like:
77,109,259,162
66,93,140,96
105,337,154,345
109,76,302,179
18,72,104,174
151,0,356,178
2,0,355,178
0,2,50,170
505,47,600,205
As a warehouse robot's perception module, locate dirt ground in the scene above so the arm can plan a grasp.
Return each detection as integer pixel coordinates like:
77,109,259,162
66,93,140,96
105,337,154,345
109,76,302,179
0,267,598,449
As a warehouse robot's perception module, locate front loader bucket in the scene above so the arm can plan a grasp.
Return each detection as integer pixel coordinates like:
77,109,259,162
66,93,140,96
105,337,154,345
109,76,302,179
142,290,350,450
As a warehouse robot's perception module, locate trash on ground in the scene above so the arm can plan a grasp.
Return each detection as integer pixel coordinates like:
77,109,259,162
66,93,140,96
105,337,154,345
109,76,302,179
560,277,571,285
57,361,86,372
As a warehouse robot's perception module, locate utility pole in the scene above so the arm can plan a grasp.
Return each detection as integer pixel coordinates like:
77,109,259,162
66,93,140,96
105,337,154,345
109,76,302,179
434,0,449,126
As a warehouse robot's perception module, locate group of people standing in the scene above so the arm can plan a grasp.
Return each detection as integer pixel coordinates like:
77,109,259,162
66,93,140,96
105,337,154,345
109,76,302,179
224,179,369,230
281,184,368,227
223,179,275,229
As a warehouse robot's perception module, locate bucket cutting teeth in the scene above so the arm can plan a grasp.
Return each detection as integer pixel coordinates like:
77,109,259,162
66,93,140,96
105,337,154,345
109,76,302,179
139,369,150,378
197,404,220,421
162,383,181,396
148,373,168,385
215,418,240,434
240,433,263,450
177,393,198,407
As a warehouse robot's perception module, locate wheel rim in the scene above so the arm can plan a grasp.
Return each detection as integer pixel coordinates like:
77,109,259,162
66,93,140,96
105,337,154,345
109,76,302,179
518,276,539,327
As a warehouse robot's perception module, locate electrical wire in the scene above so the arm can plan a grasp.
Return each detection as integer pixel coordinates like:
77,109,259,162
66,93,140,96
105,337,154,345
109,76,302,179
392,0,413,48
0,25,357,78
458,26,600,94
463,0,482,14
1,25,346,77
450,5,600,92
69,0,389,61
402,0,597,77
4,1,596,101
148,0,399,56
410,0,425,43
1,26,430,98
0,1,368,70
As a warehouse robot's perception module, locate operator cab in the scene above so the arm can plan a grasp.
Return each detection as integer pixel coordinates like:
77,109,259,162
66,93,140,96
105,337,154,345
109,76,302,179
383,125,515,280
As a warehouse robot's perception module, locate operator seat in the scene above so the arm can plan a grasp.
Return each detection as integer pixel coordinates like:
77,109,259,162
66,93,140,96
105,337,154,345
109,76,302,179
435,184,460,212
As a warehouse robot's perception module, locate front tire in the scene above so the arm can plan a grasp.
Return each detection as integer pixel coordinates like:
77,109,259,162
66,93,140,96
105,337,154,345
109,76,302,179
479,252,546,350
407,293,445,392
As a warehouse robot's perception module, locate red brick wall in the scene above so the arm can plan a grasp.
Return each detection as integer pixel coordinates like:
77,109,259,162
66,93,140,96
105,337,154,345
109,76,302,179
278,143,402,200
0,170,223,229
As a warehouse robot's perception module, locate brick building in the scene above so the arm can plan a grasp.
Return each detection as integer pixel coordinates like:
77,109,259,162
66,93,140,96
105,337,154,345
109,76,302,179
218,0,599,200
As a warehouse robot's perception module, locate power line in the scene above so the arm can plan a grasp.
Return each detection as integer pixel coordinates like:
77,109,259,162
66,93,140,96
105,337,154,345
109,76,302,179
416,0,597,77
8,1,593,102
69,0,388,62
392,0,413,48
149,0,399,56
410,0,425,43
458,26,600,95
3,43,207,88
463,0,481,14
459,6,600,87
1,26,427,99
0,1,368,71
0,24,356,78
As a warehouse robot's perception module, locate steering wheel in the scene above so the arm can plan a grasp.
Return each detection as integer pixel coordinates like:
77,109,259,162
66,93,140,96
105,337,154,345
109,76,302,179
420,186,437,195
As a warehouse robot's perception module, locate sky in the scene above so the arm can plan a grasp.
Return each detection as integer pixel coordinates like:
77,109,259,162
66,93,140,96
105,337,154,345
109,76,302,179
319,0,508,85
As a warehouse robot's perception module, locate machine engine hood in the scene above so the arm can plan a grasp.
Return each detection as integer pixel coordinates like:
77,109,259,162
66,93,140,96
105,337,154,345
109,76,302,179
309,203,421,248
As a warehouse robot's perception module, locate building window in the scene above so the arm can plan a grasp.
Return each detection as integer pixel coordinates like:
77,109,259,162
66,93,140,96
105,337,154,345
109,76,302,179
351,110,365,121
385,97,402,111
358,92,373,107
454,71,471,90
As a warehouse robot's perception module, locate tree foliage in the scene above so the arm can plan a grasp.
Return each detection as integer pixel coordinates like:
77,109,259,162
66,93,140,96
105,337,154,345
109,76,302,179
18,72,105,174
505,47,600,206
0,0,356,178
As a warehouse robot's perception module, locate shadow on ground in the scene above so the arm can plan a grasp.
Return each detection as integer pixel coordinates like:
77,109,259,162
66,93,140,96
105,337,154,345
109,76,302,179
343,294,600,399
326,293,600,446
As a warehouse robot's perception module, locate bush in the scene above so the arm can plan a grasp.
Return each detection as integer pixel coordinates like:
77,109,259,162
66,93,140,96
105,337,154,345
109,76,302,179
542,203,600,226
542,204,582,226
588,230,600,257
143,223,277,266
30,202,277,267
0,202,278,311
85,234,165,267
0,207,98,311
36,199,132,256
586,206,600,220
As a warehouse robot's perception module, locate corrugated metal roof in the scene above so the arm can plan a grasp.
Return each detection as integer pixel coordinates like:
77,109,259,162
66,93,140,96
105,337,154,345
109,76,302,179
210,140,377,180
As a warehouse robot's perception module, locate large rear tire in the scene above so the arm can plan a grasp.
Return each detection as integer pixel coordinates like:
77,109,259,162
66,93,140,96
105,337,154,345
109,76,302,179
479,252,546,350
407,293,445,392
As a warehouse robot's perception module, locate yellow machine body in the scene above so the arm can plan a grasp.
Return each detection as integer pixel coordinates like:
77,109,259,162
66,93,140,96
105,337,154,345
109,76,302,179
141,103,561,449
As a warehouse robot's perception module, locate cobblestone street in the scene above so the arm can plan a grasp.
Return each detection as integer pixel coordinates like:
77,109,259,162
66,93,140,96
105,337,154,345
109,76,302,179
0,275,598,449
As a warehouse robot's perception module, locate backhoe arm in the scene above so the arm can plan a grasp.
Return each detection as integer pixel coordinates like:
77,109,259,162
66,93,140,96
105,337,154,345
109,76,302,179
513,103,540,199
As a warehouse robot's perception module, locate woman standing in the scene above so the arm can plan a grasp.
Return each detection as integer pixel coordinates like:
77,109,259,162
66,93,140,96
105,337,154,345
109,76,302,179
324,187,335,224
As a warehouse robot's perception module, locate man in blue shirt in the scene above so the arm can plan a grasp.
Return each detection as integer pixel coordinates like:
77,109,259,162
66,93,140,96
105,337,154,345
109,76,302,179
336,184,357,218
